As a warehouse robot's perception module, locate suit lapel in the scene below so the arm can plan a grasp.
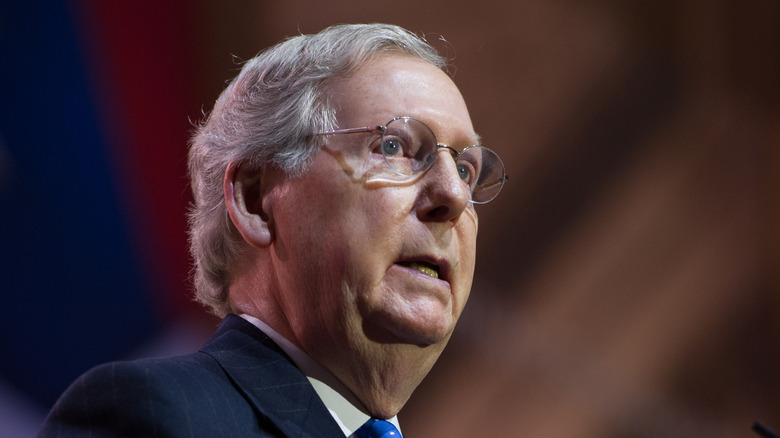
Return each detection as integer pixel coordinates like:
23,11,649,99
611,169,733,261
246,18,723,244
201,315,344,437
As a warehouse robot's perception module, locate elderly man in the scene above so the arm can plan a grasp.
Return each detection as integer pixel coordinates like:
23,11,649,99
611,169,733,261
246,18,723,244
40,23,506,437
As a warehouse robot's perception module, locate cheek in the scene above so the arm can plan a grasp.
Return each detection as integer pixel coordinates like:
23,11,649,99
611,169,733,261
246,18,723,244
462,208,479,265
314,191,406,288
453,211,479,309
458,207,478,259
464,205,478,228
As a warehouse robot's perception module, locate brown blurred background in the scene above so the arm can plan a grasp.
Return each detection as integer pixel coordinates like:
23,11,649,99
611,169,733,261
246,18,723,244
183,1,780,436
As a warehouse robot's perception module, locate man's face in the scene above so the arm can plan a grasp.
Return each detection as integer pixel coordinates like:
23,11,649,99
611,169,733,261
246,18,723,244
266,54,478,363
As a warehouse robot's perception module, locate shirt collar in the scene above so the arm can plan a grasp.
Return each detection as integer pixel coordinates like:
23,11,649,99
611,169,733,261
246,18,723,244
238,314,401,436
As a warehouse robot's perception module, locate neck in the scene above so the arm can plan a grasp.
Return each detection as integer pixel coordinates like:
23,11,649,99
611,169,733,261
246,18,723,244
314,331,450,418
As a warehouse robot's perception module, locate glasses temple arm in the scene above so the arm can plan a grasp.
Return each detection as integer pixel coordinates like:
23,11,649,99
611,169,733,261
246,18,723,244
316,126,382,136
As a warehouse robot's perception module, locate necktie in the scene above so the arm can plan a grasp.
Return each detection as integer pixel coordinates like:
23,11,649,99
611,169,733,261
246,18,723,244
355,418,401,438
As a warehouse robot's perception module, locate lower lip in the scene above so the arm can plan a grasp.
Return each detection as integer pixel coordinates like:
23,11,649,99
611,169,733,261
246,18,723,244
391,263,450,287
383,264,452,308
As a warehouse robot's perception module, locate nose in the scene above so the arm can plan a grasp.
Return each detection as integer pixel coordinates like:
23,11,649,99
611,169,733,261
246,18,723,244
415,148,471,222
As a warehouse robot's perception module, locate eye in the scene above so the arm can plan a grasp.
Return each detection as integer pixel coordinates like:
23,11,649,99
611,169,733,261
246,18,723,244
382,138,402,156
456,162,475,182
456,148,486,186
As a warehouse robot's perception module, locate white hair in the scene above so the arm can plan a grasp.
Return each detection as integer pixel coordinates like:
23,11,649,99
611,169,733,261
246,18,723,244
187,23,447,317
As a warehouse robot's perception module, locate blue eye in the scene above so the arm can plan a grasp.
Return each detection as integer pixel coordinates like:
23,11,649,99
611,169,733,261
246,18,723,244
382,139,402,156
457,164,469,181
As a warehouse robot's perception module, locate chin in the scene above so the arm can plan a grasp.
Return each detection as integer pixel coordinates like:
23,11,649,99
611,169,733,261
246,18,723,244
357,279,462,346
371,308,455,347
394,323,453,347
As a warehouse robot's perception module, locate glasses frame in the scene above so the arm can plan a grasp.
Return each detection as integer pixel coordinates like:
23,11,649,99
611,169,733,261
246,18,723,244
316,117,508,204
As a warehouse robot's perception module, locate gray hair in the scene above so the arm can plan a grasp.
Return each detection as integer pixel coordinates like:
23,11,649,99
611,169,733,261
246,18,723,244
188,23,447,317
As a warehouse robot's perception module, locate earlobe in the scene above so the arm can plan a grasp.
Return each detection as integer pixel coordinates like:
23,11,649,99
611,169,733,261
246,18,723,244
224,162,273,247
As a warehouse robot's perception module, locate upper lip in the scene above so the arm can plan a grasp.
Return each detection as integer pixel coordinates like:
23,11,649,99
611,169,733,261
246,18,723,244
395,255,452,283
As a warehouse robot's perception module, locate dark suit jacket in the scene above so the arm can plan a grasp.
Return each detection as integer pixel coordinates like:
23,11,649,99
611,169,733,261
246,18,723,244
39,314,345,437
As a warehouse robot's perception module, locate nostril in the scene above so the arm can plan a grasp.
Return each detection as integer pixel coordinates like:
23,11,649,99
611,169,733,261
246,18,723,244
425,205,452,222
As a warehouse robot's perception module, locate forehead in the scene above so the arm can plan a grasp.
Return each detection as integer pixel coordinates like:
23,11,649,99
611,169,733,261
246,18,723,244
328,54,477,145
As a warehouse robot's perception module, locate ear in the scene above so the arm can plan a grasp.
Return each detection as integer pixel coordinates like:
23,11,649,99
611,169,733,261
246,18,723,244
224,161,272,248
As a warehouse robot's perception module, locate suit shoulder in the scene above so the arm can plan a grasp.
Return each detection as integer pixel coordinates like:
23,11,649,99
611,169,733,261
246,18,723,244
39,353,259,437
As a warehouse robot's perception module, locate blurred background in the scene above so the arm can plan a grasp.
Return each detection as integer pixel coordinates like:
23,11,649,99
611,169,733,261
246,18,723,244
1,0,778,436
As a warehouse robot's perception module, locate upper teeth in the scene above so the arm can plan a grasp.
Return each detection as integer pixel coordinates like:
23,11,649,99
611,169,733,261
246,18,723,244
406,262,439,279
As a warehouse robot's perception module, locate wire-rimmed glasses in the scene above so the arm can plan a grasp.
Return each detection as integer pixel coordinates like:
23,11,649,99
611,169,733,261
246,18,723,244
316,117,508,204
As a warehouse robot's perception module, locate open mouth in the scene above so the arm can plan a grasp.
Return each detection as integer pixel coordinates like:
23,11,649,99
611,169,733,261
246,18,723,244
397,261,440,279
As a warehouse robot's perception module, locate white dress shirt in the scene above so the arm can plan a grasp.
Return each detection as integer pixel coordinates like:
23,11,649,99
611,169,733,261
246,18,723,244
239,314,402,437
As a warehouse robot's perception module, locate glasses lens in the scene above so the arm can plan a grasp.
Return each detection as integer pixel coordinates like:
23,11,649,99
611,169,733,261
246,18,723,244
381,118,438,176
378,118,506,203
459,146,506,203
